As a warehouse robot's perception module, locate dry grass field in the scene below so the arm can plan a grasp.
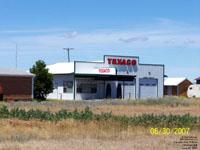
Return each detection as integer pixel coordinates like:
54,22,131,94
0,97,199,150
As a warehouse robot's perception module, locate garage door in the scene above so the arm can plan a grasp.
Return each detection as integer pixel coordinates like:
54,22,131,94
139,78,157,99
124,81,135,99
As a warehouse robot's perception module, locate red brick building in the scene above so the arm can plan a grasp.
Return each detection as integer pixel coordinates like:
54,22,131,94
0,68,34,101
164,78,192,97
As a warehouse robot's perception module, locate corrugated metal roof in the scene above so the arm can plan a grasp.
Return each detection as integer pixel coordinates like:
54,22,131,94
195,77,200,80
46,62,74,74
164,77,187,86
0,68,34,77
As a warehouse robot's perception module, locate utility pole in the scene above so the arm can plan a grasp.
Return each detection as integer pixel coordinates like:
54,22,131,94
16,44,18,68
63,48,74,62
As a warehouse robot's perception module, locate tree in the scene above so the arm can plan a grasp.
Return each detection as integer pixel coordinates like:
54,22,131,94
30,60,53,100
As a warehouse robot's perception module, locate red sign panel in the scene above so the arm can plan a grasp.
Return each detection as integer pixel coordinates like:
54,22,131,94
107,58,137,66
99,68,110,73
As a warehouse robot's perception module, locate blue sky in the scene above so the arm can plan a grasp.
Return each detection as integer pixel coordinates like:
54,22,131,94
0,0,199,81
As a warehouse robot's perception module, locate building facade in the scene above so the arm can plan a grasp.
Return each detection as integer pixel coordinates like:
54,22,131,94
47,55,164,100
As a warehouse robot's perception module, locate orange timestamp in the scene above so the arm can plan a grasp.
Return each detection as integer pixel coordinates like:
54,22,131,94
150,128,190,135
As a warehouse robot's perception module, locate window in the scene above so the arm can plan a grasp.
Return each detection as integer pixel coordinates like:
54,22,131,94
77,83,97,93
63,81,73,93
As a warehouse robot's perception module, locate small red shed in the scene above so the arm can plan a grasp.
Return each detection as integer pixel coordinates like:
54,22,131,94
0,68,34,101
164,78,192,97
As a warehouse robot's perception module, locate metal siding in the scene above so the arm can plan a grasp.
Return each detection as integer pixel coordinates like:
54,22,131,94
124,81,135,99
139,85,157,98
139,78,157,98
137,65,164,98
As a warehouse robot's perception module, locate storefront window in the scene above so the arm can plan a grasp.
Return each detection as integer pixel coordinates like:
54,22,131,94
77,83,97,93
63,81,73,93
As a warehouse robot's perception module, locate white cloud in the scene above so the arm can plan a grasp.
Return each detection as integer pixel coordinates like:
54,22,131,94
60,31,78,38
155,18,176,25
184,39,195,45
0,18,200,54
119,37,148,43
0,19,199,81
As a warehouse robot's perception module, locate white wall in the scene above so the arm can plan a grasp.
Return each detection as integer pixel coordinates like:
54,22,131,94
75,56,139,76
47,74,74,100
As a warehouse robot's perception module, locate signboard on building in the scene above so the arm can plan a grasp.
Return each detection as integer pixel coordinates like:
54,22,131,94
93,68,116,75
107,58,137,66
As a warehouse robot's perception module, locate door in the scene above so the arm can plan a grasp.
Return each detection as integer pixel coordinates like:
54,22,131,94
139,78,157,98
106,84,111,98
124,81,135,99
167,86,172,96
117,84,122,99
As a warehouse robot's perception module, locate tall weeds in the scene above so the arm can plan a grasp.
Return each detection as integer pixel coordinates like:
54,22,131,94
0,106,199,129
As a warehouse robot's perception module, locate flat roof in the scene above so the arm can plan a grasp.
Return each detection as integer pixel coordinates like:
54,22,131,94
46,62,74,74
0,68,34,77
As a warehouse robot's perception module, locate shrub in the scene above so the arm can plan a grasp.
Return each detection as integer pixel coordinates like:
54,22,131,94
0,106,199,130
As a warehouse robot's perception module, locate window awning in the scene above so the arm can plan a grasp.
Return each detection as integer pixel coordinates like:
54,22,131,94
75,74,136,81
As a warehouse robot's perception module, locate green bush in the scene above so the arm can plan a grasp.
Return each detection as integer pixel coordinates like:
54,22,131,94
0,106,199,130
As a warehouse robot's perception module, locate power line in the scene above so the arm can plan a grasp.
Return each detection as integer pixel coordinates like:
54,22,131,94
16,44,18,68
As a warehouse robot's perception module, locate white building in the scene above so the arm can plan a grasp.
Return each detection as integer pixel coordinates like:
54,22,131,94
47,55,164,100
